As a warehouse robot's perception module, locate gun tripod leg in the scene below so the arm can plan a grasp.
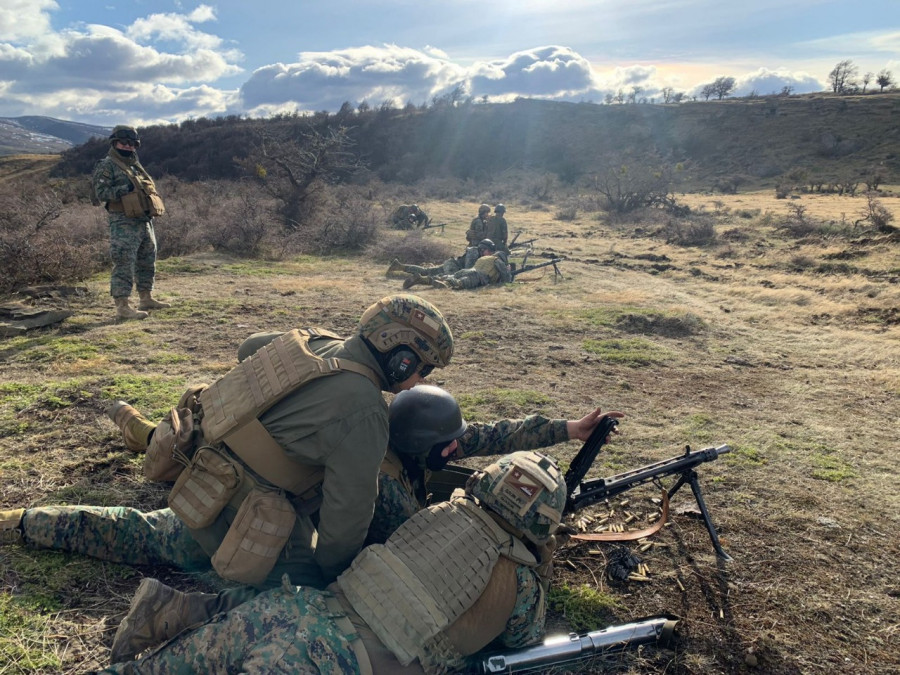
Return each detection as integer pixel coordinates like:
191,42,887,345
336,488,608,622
669,471,732,561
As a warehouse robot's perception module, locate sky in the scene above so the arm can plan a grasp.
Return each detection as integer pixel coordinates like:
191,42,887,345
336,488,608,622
0,0,897,128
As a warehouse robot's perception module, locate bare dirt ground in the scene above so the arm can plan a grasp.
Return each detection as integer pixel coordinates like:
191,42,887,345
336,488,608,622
1,190,898,673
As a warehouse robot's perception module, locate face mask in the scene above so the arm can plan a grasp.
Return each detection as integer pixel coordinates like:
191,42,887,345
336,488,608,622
426,443,452,471
114,147,135,158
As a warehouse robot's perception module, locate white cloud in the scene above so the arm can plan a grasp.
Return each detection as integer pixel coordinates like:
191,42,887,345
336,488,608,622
733,68,824,96
469,47,597,99
0,0,57,42
240,44,466,111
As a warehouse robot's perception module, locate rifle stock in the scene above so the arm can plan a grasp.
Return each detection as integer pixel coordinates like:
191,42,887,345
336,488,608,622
477,616,678,673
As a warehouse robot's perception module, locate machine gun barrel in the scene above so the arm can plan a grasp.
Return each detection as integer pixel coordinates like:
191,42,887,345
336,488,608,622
511,258,563,278
477,617,678,673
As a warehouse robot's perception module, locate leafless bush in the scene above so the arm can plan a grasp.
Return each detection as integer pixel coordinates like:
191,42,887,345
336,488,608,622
289,184,381,255
777,203,821,237
554,205,578,221
0,182,107,293
855,193,896,232
659,213,718,246
366,231,454,265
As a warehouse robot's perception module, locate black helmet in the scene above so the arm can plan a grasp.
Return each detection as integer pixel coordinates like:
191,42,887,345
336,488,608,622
494,204,506,214
109,125,141,148
477,238,496,252
389,385,467,458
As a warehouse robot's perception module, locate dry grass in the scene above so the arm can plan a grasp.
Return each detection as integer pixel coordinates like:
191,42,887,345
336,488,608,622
1,191,898,673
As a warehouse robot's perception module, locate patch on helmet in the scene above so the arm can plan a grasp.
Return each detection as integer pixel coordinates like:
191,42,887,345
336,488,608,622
410,308,440,338
494,466,544,517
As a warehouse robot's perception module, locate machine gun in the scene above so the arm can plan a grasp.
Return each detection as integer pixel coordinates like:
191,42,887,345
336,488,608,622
476,616,678,673
511,257,563,279
420,220,446,233
565,418,732,559
508,231,538,250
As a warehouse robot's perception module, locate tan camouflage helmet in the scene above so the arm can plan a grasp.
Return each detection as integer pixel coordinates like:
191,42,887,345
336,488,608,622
466,450,566,545
478,203,491,215
358,294,453,369
109,125,141,148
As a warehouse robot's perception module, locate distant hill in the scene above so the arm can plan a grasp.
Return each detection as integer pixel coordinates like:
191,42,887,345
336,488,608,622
13,93,900,189
0,116,108,156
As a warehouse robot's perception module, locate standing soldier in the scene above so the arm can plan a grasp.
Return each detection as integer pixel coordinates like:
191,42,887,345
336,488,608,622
466,203,491,245
92,125,170,321
486,203,509,253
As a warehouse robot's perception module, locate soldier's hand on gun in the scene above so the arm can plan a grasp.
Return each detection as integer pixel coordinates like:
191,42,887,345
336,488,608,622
567,408,625,442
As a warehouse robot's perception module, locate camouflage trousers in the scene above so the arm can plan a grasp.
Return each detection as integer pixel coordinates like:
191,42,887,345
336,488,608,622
109,216,158,297
21,506,209,570
445,269,490,289
401,258,461,277
101,584,363,674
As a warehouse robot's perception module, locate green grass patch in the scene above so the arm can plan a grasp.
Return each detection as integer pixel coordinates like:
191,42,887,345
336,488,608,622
811,451,856,482
548,583,624,631
151,297,239,321
0,594,62,670
456,388,552,419
726,445,768,467
581,338,668,366
8,336,100,364
156,257,214,274
219,255,323,277
98,374,187,419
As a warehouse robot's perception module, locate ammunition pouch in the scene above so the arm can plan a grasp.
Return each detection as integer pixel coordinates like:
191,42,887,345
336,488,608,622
168,446,243,529
116,189,165,219
211,486,296,585
144,406,196,482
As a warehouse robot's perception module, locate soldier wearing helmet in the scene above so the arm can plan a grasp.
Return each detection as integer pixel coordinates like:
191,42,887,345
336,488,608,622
91,125,171,320
390,203,429,229
466,203,492,245
368,385,623,546
102,449,570,674
93,293,453,600
485,203,509,253
403,237,512,290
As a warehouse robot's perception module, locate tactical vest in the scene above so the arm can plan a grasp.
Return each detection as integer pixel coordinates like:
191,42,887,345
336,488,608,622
198,328,382,495
337,495,537,674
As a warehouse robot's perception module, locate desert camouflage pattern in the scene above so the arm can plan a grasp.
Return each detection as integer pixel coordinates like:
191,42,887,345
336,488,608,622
367,416,568,545
93,152,158,297
101,584,361,674
21,506,209,570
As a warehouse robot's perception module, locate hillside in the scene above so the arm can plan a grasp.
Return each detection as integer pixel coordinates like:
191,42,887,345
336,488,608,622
0,117,108,157
42,93,900,190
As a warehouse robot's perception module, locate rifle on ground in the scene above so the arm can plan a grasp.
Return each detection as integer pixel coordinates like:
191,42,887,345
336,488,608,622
511,257,563,279
420,221,445,233
509,237,538,251
476,616,678,673
566,428,732,559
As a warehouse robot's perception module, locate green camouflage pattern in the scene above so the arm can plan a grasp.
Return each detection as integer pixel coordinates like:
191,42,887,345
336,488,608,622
357,294,453,368
92,153,158,297
498,565,546,648
21,506,209,570
101,585,360,674
367,416,569,545
485,215,509,251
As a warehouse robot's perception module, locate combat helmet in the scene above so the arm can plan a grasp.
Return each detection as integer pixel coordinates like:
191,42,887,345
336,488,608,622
466,450,566,545
109,125,141,148
477,238,496,253
478,203,491,216
389,385,467,460
358,294,454,379
494,204,506,214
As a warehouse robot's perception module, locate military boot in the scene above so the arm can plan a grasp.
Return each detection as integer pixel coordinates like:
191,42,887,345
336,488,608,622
115,297,148,321
385,259,405,277
110,578,214,663
107,400,156,452
137,290,171,310
402,273,430,289
0,508,24,544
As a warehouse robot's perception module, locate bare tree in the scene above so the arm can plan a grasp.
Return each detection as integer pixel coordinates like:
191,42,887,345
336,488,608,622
828,60,858,93
862,72,872,93
661,87,674,104
240,124,361,231
700,83,715,101
711,76,736,99
876,69,893,92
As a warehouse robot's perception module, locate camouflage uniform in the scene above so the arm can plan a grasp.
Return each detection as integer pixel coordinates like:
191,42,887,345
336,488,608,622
92,149,159,298
393,247,479,278
432,253,512,290
485,214,509,252
466,215,489,245
367,414,569,545
103,502,547,674
391,205,428,229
